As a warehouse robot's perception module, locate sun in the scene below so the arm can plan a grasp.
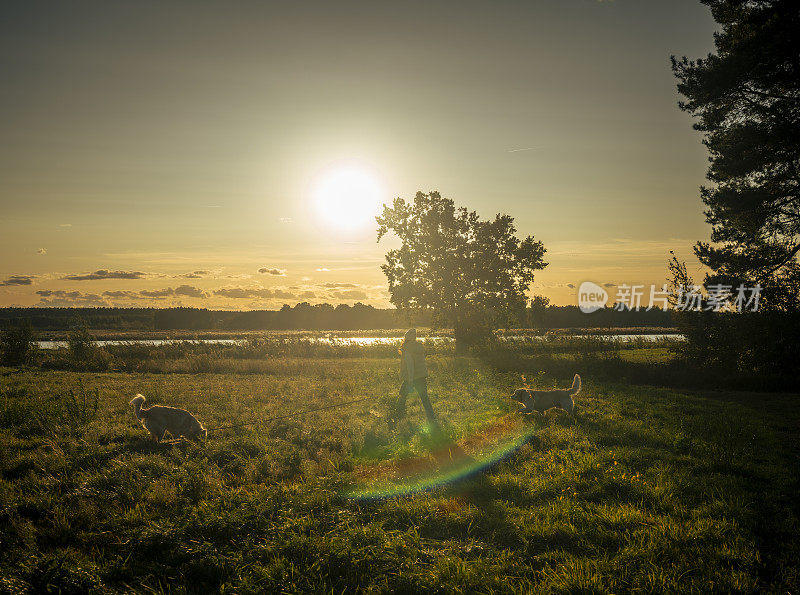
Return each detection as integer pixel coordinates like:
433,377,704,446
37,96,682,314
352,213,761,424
312,164,386,232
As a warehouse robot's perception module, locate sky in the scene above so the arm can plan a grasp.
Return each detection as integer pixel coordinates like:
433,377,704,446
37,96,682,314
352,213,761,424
0,0,718,310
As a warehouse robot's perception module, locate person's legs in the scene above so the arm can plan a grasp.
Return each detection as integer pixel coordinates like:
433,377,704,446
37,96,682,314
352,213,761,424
414,378,435,421
391,380,411,421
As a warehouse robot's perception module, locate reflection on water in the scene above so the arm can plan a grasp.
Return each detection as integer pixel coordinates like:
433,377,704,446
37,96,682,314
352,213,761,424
34,333,684,349
35,339,244,349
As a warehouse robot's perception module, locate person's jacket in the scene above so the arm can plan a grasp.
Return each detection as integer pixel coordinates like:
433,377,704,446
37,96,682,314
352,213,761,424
400,340,427,381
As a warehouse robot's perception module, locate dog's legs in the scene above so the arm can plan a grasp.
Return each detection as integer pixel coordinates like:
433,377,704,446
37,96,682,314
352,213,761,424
146,422,166,442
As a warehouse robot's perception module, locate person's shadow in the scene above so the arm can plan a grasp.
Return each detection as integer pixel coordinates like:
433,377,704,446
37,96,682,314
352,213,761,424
419,421,475,471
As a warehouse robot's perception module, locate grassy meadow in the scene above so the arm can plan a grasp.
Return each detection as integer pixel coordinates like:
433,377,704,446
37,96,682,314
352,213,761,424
1,337,798,593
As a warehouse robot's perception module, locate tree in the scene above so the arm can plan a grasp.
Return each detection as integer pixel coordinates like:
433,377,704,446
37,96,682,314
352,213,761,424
376,191,547,347
672,0,800,311
0,321,37,366
67,320,96,363
528,295,551,329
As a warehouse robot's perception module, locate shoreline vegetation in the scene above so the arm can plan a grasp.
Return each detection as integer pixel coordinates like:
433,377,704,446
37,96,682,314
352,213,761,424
26,326,681,341
0,329,785,393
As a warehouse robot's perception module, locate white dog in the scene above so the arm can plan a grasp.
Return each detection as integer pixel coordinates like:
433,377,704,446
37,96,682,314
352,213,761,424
511,374,581,415
130,394,207,442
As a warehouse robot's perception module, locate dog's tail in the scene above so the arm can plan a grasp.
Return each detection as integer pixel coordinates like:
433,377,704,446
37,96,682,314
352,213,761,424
569,374,581,396
129,394,146,420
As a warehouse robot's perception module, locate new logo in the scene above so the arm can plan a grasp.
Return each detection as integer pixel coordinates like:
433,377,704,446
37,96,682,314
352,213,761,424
578,281,608,314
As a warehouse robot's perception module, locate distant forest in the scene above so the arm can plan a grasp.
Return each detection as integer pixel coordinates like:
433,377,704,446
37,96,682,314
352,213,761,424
0,303,673,331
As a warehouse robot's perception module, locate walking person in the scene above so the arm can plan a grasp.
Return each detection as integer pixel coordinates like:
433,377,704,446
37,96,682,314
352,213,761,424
390,328,435,427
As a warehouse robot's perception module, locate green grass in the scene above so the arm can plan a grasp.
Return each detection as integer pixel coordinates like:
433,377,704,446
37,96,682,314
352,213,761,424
1,345,798,593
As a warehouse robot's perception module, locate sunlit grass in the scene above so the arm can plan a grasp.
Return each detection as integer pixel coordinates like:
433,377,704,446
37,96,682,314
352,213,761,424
0,343,798,592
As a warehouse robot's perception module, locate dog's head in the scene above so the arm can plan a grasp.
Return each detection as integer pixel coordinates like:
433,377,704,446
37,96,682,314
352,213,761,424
511,388,533,411
129,394,145,407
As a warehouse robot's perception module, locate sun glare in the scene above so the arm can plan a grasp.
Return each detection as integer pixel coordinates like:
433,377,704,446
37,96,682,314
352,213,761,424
312,164,386,232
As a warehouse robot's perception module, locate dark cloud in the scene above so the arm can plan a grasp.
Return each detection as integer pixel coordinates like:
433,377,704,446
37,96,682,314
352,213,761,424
603,283,617,288
37,248,47,255
36,289,107,306
214,288,272,299
178,270,211,279
103,290,147,299
62,269,147,281
34,286,209,304
299,290,316,299
323,282,358,289
0,275,34,286
333,289,368,300
213,287,297,300
258,267,286,276
212,286,304,300
174,285,208,298
272,289,297,299
566,283,575,289
136,285,207,298
139,288,174,298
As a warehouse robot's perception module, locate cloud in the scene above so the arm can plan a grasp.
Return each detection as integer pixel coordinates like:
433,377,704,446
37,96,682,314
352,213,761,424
36,289,108,306
134,285,208,299
59,223,72,228
62,269,147,281
37,286,209,302
139,288,175,298
279,217,293,224
174,284,208,298
103,290,147,299
258,267,286,276
178,270,212,279
566,283,575,289
316,268,330,272
0,275,34,286
212,286,303,300
273,289,297,299
333,289,368,300
322,282,358,289
299,291,316,299
37,248,47,255
214,288,273,299
213,287,301,300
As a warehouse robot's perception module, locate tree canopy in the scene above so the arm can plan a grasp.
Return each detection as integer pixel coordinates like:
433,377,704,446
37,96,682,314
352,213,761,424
376,191,547,345
672,0,800,310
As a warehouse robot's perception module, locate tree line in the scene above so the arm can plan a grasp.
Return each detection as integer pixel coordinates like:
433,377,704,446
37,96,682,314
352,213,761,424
0,303,673,332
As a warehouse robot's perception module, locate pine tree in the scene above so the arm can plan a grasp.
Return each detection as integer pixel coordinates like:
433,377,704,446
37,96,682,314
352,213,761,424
672,0,800,310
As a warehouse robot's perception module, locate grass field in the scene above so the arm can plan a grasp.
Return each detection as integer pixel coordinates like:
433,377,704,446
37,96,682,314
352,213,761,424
1,340,799,593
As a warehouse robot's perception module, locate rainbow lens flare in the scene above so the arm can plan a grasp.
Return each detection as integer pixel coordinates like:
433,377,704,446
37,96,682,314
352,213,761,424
344,415,538,500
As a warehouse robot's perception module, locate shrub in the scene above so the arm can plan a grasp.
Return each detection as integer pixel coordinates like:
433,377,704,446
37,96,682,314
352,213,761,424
671,310,800,385
67,322,96,363
0,321,37,366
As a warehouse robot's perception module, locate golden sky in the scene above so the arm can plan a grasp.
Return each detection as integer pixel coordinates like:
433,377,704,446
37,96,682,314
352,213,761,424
0,1,716,309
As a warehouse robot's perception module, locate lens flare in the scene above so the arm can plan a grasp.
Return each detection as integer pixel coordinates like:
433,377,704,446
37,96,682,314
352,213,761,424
344,415,537,500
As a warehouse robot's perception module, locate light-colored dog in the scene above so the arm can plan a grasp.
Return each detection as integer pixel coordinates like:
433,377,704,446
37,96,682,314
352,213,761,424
129,394,207,442
511,374,581,415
